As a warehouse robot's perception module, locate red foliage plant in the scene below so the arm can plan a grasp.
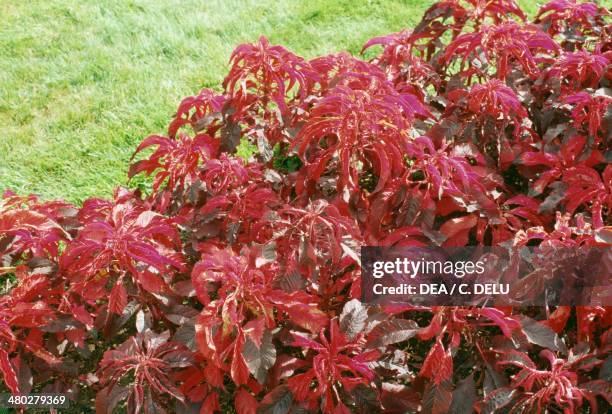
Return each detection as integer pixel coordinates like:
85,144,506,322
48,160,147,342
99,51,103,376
1,0,611,413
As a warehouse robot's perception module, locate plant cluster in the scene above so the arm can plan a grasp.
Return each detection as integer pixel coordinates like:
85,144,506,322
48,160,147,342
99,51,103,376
1,0,611,412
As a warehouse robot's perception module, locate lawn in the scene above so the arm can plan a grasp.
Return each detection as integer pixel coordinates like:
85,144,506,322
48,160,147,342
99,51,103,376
0,0,540,203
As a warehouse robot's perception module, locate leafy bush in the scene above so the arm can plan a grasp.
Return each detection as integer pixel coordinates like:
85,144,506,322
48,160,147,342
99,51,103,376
1,0,611,413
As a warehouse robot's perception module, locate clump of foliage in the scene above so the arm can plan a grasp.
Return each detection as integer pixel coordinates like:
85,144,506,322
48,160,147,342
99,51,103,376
1,1,611,413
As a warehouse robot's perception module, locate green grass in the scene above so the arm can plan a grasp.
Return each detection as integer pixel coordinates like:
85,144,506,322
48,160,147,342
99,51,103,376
1,0,541,203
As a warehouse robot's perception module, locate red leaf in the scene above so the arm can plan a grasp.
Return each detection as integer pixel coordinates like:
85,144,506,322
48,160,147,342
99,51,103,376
200,392,220,414
243,318,266,347
423,381,452,414
109,281,128,315
138,270,168,294
333,401,352,414
231,331,250,385
282,303,328,334
420,340,453,385
235,388,258,414
440,214,477,247
0,349,19,394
